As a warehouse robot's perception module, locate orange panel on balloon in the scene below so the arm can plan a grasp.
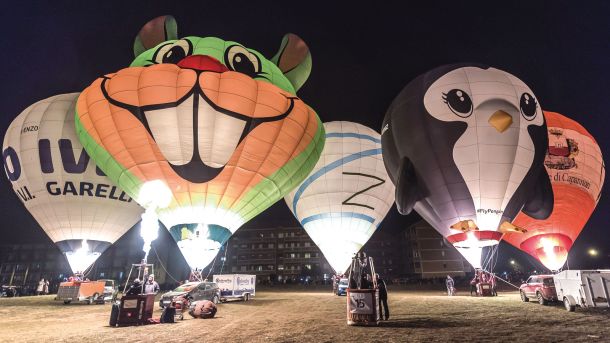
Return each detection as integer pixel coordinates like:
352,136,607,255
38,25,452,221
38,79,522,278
506,111,605,270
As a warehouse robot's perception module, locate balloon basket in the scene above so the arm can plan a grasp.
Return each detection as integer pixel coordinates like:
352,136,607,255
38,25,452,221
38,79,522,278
115,294,156,327
345,253,380,326
346,288,380,326
477,282,493,296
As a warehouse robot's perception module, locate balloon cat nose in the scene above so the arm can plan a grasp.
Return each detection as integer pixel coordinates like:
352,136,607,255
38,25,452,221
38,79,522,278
177,55,229,73
488,110,513,133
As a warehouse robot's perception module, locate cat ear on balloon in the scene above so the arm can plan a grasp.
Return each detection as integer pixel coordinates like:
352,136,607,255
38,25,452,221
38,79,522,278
132,15,312,92
133,15,178,57
271,33,312,92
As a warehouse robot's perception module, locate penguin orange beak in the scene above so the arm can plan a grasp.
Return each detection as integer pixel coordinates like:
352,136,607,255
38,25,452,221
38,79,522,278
488,110,513,133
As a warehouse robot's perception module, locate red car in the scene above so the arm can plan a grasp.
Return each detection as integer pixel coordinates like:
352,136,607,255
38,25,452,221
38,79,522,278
519,275,557,305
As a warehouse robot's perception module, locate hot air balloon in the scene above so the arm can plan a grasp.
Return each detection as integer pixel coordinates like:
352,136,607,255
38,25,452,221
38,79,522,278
381,64,553,268
2,93,144,274
505,111,605,271
75,16,324,270
285,121,395,274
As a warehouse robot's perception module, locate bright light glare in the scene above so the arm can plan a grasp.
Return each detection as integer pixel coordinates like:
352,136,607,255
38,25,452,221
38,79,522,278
138,180,172,209
455,246,483,269
303,217,374,275
588,248,599,257
510,260,516,265
140,207,160,260
156,205,244,235
64,239,101,274
540,237,556,261
176,224,222,269
138,180,172,262
536,238,567,271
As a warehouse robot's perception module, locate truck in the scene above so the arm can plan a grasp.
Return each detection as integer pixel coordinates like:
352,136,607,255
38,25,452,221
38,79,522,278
553,270,610,311
213,274,256,302
55,279,116,304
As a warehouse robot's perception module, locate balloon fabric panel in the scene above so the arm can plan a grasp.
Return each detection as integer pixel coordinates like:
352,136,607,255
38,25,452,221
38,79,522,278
76,33,324,241
285,121,395,274
3,93,143,272
507,111,605,270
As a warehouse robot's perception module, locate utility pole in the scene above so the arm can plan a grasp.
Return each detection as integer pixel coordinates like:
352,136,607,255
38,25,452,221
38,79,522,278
9,264,16,286
23,264,29,286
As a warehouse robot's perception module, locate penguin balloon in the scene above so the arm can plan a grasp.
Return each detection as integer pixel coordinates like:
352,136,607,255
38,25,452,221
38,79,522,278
381,64,553,268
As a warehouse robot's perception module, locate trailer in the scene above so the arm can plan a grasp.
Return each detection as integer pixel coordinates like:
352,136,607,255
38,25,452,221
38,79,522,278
213,274,256,302
55,279,115,304
553,270,610,311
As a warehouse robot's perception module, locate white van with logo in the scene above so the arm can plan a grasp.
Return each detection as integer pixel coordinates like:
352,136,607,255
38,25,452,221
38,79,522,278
213,274,256,302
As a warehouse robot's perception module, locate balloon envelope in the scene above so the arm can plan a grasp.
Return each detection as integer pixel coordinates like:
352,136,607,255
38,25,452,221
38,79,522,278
507,111,605,270
2,93,144,273
75,37,324,269
285,121,395,274
381,64,552,268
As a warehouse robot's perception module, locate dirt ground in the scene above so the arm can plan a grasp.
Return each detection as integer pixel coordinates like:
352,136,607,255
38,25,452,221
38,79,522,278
1,288,609,343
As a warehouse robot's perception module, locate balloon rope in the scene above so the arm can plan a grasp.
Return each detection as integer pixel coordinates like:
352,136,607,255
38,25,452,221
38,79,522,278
481,269,520,289
481,245,495,271
151,244,181,284
219,242,229,275
204,251,220,280
82,259,96,279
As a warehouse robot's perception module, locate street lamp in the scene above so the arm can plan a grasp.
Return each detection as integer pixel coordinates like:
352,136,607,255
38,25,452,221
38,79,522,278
510,260,516,265
588,248,599,257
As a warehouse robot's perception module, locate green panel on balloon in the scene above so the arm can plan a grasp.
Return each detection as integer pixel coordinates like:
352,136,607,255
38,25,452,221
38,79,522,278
74,16,324,270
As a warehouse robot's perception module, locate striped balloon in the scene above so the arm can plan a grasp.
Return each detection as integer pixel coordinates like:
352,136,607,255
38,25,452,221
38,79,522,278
285,121,395,274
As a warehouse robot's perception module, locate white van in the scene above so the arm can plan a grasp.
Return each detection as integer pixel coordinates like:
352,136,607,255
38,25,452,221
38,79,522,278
553,270,610,311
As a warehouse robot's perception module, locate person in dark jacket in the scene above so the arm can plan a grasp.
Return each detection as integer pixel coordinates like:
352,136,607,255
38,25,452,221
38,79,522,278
126,278,143,295
376,274,389,320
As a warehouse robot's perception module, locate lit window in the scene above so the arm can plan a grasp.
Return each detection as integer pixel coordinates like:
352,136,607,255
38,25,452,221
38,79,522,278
305,264,312,270
304,253,311,259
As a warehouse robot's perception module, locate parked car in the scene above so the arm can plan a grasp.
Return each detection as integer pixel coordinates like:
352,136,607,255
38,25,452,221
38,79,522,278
519,275,557,305
1,285,19,297
553,270,610,311
337,278,348,296
159,281,220,309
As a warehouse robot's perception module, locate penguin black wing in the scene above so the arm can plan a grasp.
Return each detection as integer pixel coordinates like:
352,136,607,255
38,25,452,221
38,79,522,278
395,156,420,215
521,168,554,219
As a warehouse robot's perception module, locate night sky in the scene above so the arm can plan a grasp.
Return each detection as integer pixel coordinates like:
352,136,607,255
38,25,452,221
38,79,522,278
1,1,608,270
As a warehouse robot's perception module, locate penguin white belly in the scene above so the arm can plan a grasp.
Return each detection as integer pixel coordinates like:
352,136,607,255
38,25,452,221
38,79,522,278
452,104,535,231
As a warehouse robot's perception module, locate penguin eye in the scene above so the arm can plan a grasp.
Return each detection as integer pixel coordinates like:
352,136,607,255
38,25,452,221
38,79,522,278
442,89,473,118
520,93,538,121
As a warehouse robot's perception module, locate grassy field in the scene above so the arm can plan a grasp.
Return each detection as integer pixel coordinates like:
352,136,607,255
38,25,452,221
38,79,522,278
1,288,609,342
